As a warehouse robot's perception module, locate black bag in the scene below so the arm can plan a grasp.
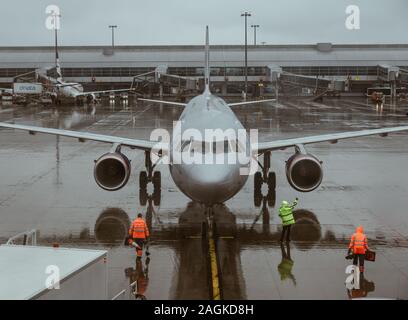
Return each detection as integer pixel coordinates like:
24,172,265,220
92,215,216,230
365,250,376,262
124,236,131,246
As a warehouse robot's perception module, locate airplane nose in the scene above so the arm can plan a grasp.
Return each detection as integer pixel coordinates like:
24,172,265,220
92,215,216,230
190,164,230,184
185,164,246,204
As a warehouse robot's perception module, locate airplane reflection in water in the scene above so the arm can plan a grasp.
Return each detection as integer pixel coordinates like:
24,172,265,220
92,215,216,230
88,198,375,299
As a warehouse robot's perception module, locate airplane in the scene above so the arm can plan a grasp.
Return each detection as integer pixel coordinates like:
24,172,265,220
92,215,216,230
41,28,133,105
1,26,408,209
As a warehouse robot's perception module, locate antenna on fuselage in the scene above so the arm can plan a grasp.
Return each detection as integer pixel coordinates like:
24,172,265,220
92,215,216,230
204,26,210,94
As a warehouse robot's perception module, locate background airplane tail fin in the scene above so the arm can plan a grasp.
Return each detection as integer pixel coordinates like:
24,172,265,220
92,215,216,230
204,26,210,93
55,28,63,81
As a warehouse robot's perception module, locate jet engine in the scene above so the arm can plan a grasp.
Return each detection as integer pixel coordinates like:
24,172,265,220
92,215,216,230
94,152,131,191
285,152,323,192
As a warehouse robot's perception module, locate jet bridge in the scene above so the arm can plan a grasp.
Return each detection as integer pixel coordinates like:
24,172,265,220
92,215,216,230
131,64,200,99
266,65,345,99
377,65,401,100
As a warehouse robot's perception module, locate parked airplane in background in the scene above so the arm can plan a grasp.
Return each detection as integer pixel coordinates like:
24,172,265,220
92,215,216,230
42,29,132,105
1,27,408,208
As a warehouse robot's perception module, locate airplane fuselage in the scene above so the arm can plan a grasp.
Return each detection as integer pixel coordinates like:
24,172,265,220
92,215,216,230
169,91,251,205
55,82,84,99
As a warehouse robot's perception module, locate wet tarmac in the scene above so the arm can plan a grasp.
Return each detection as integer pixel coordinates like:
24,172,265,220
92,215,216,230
0,97,408,300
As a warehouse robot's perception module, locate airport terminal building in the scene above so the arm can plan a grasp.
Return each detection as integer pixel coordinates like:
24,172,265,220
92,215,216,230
1,43,408,94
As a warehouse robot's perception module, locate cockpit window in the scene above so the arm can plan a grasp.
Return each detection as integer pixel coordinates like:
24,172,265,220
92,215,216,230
178,139,244,154
190,140,210,155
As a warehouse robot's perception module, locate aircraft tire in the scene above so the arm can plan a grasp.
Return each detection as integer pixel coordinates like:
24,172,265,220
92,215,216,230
153,188,161,206
153,171,161,191
267,172,276,190
267,189,276,207
139,171,148,190
139,188,148,206
254,193,262,207
254,171,262,192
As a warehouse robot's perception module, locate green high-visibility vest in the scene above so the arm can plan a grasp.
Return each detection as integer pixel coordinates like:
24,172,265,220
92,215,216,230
279,200,297,226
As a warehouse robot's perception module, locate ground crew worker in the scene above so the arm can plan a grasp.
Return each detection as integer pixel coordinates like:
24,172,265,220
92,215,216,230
279,198,298,242
129,213,150,258
278,243,296,285
348,226,369,274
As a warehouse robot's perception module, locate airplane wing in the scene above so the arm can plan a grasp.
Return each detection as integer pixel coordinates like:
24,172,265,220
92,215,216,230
76,88,135,96
0,122,163,152
138,98,276,107
138,98,187,107
254,126,408,153
48,82,135,95
229,99,276,107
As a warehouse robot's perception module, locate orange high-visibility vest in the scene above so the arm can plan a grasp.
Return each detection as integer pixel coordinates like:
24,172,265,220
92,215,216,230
349,232,368,254
129,218,150,239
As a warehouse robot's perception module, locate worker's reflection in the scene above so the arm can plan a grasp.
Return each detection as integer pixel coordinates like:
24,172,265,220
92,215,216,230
346,274,375,299
278,242,296,286
125,256,150,300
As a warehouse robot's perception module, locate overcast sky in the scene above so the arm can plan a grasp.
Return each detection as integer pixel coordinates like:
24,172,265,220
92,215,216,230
1,0,407,46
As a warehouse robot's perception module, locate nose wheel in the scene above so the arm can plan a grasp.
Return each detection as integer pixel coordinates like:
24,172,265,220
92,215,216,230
254,151,276,207
139,151,161,206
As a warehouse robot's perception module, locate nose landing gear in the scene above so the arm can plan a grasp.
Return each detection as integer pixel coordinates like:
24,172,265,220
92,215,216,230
254,151,276,207
139,151,161,206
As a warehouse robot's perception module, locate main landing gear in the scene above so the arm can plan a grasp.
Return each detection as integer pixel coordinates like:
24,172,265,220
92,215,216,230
254,151,276,207
139,151,161,206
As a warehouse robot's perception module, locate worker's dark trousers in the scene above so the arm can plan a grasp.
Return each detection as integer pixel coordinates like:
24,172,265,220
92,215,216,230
134,238,145,257
353,254,365,273
280,225,292,242
280,242,291,259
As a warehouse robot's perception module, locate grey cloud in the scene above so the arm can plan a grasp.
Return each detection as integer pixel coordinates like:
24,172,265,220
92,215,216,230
0,0,407,46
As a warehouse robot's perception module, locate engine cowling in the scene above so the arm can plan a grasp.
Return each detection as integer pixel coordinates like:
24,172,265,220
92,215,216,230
286,153,323,192
94,152,131,191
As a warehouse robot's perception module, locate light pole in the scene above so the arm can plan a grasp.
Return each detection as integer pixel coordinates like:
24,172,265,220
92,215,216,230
109,25,117,49
53,12,61,65
241,12,251,97
251,24,260,45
